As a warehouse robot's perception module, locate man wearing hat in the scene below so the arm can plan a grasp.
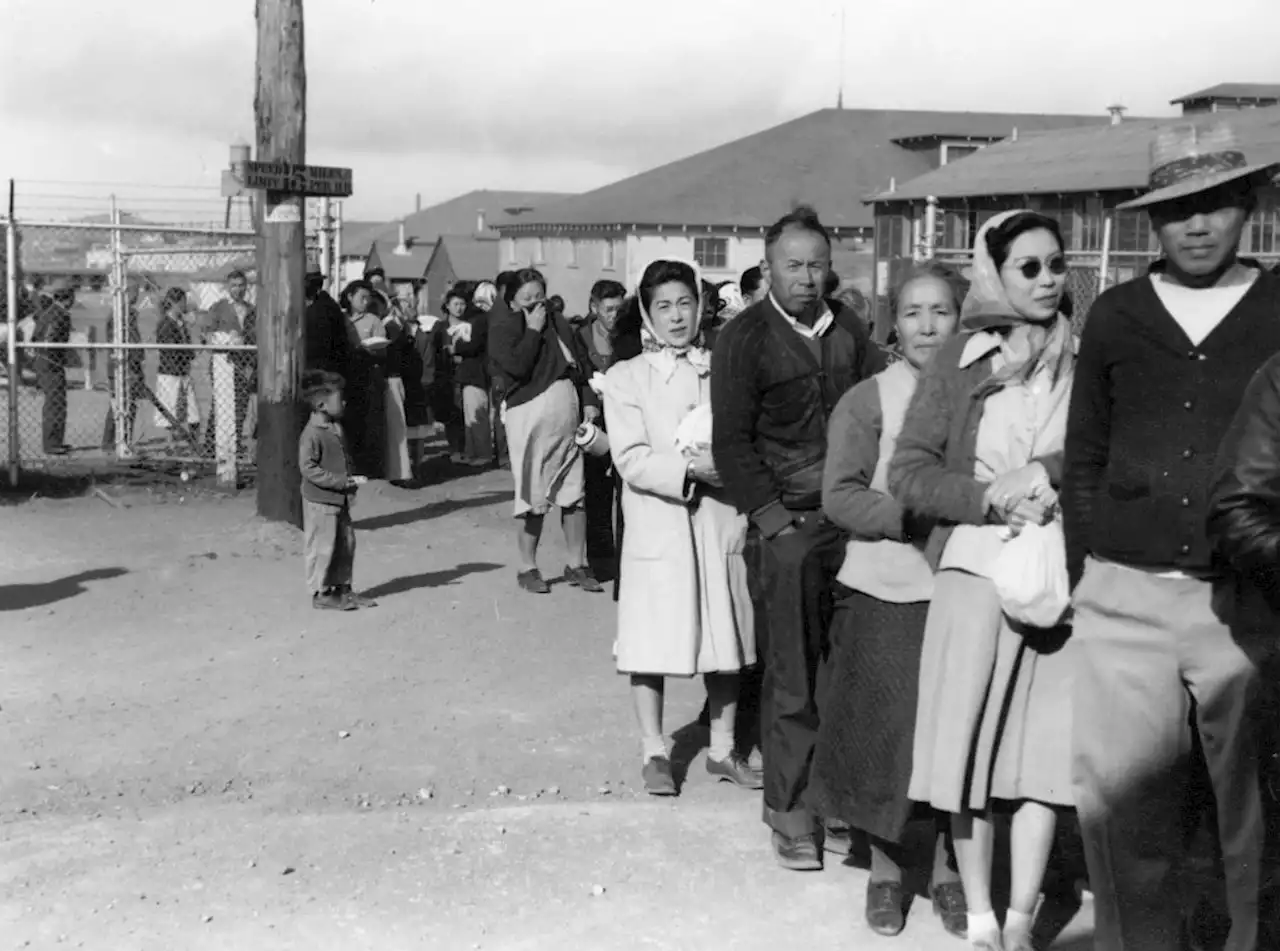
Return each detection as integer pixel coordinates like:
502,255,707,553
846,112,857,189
304,269,352,378
1062,120,1280,951
31,277,74,454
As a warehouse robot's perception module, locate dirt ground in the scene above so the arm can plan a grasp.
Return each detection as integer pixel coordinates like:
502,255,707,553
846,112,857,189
1,464,1098,951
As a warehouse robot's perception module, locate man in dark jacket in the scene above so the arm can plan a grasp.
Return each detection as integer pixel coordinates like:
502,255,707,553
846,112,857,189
1062,120,1278,951
304,270,353,378
31,279,73,454
1207,357,1280,951
576,279,626,579
712,205,887,870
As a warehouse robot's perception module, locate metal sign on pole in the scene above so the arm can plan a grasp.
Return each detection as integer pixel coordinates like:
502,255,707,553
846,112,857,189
239,161,352,198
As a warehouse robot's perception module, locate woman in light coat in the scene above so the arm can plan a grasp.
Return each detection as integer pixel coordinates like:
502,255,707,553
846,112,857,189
601,258,759,797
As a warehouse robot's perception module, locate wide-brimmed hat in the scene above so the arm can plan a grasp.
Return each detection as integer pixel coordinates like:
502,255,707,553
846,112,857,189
1119,120,1276,210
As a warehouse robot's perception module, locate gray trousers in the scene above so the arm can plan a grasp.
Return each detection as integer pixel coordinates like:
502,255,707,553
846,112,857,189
1071,558,1264,951
303,499,355,595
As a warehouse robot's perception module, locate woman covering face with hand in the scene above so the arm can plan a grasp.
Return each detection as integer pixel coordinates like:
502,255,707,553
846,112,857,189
599,259,759,798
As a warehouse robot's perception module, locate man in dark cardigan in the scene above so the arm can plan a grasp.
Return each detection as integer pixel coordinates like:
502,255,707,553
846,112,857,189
1062,120,1280,951
712,206,887,870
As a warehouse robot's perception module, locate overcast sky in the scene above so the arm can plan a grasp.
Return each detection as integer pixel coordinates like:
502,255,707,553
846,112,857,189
1,0,1276,221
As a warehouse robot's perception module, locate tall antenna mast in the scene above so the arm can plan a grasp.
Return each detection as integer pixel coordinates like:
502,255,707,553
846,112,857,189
837,5,846,109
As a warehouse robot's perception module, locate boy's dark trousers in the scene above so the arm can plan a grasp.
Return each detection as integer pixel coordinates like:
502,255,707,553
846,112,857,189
303,498,355,593
35,357,67,451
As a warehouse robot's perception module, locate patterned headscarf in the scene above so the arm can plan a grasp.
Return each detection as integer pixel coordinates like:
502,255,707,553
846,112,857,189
635,258,711,377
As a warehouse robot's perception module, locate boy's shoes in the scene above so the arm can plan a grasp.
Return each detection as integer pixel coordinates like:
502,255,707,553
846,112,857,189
314,591,356,611
563,565,602,592
642,756,677,796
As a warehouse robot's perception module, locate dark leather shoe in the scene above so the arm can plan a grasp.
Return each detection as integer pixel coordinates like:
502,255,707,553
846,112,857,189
641,756,677,796
866,880,907,936
772,831,822,871
705,754,763,789
517,569,550,594
339,587,378,609
563,565,602,592
930,881,968,939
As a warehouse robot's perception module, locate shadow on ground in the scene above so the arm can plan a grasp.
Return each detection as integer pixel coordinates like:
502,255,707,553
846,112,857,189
0,567,129,611
362,562,504,599
354,491,511,531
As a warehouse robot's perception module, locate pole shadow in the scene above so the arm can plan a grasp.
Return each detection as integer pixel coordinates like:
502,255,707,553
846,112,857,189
0,567,129,611
360,562,503,599
352,490,511,531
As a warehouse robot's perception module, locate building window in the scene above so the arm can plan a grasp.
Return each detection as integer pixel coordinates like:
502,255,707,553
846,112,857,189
875,212,908,260
941,143,979,166
503,238,515,265
533,237,545,265
1113,209,1151,253
602,239,616,270
1250,195,1279,254
1079,197,1104,251
693,236,728,270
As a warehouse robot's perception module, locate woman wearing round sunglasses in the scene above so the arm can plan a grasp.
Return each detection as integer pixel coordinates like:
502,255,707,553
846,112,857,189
888,210,1077,951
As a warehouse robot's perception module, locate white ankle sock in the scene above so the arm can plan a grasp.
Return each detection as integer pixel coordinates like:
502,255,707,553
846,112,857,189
968,910,999,940
708,728,734,762
1004,908,1034,937
641,735,668,762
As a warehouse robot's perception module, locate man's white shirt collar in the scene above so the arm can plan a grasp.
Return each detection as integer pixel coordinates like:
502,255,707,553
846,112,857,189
770,292,834,339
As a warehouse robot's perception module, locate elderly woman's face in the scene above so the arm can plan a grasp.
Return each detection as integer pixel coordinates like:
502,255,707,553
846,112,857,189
348,288,371,315
512,280,545,312
999,228,1066,322
648,280,699,348
895,276,958,371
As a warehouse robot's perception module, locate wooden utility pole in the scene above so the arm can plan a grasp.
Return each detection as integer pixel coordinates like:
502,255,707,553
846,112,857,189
254,0,307,527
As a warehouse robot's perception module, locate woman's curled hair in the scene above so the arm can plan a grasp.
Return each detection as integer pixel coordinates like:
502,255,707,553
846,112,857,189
638,260,698,311
503,268,546,306
339,279,373,313
984,212,1064,271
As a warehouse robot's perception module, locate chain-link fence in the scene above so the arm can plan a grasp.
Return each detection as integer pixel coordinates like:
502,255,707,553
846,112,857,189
3,182,337,488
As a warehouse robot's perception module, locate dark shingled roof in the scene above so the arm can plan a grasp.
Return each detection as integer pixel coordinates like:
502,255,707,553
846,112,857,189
497,109,1114,232
868,105,1280,202
1171,83,1280,104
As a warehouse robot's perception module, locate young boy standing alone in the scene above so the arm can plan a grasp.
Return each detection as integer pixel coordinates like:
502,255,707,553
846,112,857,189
300,371,376,611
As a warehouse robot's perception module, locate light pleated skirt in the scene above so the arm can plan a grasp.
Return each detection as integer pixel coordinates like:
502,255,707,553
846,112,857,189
504,378,583,518
384,377,411,482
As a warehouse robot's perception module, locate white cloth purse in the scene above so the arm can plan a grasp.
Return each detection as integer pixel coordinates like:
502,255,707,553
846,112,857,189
990,518,1071,628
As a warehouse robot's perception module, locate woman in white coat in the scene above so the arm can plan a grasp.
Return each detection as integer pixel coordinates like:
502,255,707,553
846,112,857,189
601,259,759,797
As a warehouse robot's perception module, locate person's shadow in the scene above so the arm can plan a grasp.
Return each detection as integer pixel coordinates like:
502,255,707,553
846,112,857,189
361,562,503,600
0,567,128,611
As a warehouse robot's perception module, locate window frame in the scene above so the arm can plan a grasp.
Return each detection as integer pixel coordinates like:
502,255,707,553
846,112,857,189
693,236,729,271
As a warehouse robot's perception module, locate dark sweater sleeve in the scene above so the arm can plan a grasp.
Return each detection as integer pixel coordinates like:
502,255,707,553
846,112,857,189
887,342,987,525
1207,354,1280,602
823,381,905,541
299,428,349,493
1061,296,1115,587
711,318,791,536
487,305,543,384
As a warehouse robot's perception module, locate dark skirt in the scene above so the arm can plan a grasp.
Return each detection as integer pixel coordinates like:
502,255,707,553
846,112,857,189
809,591,929,843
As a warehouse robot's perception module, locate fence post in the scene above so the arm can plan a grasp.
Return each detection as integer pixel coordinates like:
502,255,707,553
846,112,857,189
1098,214,1114,295
333,201,343,292
110,195,129,460
319,197,332,283
923,196,938,261
6,206,18,488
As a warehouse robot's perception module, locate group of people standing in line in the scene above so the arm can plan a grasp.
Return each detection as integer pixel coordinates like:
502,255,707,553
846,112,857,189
564,117,1278,951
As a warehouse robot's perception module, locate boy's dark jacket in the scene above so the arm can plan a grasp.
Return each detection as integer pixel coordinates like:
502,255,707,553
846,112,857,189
299,415,353,506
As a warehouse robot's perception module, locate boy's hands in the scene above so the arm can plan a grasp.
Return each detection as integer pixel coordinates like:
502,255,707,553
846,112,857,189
348,476,367,490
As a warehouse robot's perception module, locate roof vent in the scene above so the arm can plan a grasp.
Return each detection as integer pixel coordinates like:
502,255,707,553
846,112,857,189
476,210,487,233
1011,127,1019,142
1107,103,1127,125
394,221,409,256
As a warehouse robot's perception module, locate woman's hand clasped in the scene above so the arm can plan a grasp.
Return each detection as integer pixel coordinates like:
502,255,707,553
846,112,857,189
984,463,1057,533
687,451,722,487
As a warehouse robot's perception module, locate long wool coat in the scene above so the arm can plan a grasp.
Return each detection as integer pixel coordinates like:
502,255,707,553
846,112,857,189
602,352,755,677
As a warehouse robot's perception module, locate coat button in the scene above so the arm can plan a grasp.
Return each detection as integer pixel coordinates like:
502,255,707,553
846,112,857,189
1183,400,1194,410
1181,496,1191,507
1188,350,1197,359
1180,544,1191,555
1182,448,1194,459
